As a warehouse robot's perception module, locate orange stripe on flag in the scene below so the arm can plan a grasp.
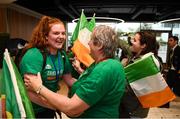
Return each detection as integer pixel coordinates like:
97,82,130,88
138,87,176,108
71,39,94,67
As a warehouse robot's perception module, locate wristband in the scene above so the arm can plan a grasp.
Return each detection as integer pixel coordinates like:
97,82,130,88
36,85,43,94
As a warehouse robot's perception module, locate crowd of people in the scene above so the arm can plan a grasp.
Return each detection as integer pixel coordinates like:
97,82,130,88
5,15,180,118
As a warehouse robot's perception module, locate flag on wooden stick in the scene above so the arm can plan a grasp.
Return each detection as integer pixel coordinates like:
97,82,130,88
125,53,176,108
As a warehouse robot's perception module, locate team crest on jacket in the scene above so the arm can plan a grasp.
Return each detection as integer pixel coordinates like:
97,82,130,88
45,64,52,69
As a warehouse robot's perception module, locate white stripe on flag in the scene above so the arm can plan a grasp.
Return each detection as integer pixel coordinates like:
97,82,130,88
78,28,92,50
152,53,161,70
4,49,26,118
130,72,167,96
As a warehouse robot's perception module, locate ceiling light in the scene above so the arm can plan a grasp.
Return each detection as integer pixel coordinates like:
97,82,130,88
158,18,180,23
72,17,125,23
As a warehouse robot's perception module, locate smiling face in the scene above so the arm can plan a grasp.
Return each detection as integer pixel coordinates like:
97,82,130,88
47,23,66,54
130,33,146,55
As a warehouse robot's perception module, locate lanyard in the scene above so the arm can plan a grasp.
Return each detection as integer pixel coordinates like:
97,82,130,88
49,51,61,80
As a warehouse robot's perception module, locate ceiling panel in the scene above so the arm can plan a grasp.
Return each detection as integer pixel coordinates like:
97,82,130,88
13,0,180,23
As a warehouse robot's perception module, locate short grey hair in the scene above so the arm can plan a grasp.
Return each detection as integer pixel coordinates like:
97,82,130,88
91,25,118,58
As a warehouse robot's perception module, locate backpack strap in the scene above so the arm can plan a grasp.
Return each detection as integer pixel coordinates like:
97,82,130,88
15,47,28,70
60,49,66,63
39,49,47,70
16,48,65,72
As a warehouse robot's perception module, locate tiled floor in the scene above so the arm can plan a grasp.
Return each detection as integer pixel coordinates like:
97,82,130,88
145,96,180,119
58,81,180,119
61,96,180,119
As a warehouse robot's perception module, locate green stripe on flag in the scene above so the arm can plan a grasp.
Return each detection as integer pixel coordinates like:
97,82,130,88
11,59,35,118
71,10,88,44
86,15,95,32
125,55,159,83
2,60,21,117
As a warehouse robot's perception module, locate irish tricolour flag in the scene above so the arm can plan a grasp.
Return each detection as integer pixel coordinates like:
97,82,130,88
71,10,95,67
125,53,176,108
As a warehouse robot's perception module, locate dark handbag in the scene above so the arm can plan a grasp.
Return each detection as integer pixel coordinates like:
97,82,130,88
119,84,149,118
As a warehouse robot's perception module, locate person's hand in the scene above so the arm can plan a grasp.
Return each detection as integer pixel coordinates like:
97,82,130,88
24,72,43,92
72,57,81,69
72,57,84,74
121,58,129,67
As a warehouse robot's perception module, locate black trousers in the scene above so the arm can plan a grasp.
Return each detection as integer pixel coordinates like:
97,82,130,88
160,69,180,108
167,70,180,96
35,108,61,119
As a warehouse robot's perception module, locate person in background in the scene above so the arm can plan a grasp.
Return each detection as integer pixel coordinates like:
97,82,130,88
119,31,159,118
162,36,180,108
66,46,81,79
119,36,133,66
19,16,75,118
7,38,28,56
167,36,180,96
24,25,126,118
154,41,163,73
